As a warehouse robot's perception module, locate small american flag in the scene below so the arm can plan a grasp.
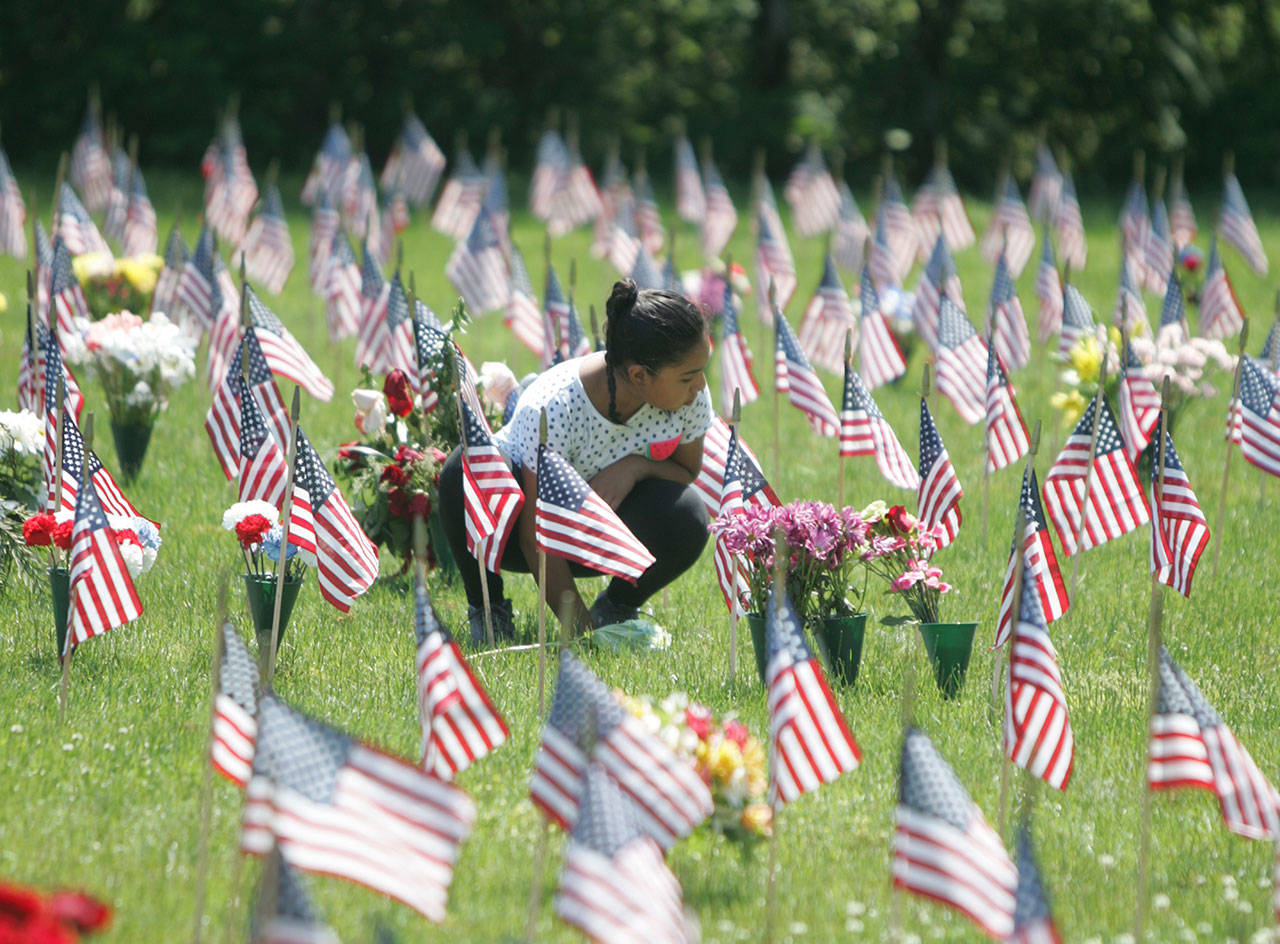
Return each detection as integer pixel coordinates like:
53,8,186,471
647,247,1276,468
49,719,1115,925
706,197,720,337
55,409,142,523
238,377,290,509
530,651,713,847
839,359,918,489
712,425,780,615
858,263,907,389
505,243,548,362
39,329,84,505
833,182,869,274
251,851,338,944
988,253,1030,372
543,264,571,368
460,393,524,573
630,244,663,291
34,220,52,315
239,694,476,922
673,136,705,224
755,198,797,320
354,247,390,372
300,122,350,207
592,151,631,260
375,273,413,382
691,415,770,517
1034,235,1063,345
104,151,131,245
718,278,759,415
1028,142,1063,223
447,208,511,315
1120,178,1151,288
240,183,294,295
56,181,110,258
766,585,861,807
1057,284,1095,360
18,319,39,414
69,103,112,214
981,175,1035,277
66,477,143,653
797,254,856,376
288,428,380,611
1053,171,1087,272
1199,234,1245,341
775,307,839,437
246,286,335,401
985,343,1029,472
1010,822,1064,944
785,143,841,238
917,399,962,547
546,138,603,238
1219,172,1268,275
212,621,259,787
995,466,1069,648
555,763,694,944
936,293,989,425
122,167,157,258
1119,340,1161,460
323,231,362,342
1004,574,1074,790
152,224,189,317
1144,199,1175,294
912,235,963,353
879,173,919,284
1043,396,1149,556
382,112,446,208
307,192,340,296
413,579,509,780
700,155,737,259
1113,255,1147,332
338,152,378,237
536,443,655,583
894,728,1017,940
412,313,452,408
1238,355,1280,477
1149,648,1280,840
206,262,243,396
0,143,27,260
604,196,642,277
203,119,258,246
633,166,666,255
205,330,290,480
1147,430,1208,598
49,237,90,337
177,226,217,332
531,130,568,221
1169,169,1198,247
912,159,974,256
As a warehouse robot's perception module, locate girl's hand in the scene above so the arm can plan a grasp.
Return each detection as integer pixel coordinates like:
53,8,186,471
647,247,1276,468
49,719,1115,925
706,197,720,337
588,457,641,509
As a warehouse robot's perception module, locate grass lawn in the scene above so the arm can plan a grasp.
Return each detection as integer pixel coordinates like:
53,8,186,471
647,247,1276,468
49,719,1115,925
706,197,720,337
1,169,1278,943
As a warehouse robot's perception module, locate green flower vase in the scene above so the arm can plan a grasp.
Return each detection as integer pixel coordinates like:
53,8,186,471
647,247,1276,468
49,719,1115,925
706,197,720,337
49,566,70,657
110,419,154,484
918,621,978,700
814,614,868,687
243,573,304,653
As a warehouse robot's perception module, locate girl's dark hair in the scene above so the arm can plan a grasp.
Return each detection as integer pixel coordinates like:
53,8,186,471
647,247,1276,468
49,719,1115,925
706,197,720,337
603,279,706,423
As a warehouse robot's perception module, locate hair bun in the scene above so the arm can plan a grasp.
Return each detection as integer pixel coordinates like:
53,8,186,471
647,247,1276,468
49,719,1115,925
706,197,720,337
606,278,639,323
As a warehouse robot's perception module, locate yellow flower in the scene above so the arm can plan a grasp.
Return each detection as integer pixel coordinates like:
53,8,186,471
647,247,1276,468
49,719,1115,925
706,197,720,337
0,291,7,313
705,738,742,784
116,257,158,294
72,251,115,284
1050,389,1088,426
741,803,773,837
1068,335,1103,384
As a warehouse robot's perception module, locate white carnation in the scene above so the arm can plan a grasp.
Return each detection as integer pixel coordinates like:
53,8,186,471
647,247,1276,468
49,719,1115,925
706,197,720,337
118,542,144,579
222,501,280,530
0,410,44,455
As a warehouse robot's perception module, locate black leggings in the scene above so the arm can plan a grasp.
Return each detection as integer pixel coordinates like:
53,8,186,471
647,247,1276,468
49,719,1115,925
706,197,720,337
436,446,710,610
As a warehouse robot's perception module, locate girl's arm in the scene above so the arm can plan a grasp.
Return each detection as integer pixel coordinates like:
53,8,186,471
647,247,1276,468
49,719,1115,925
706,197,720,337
517,463,594,634
587,436,705,508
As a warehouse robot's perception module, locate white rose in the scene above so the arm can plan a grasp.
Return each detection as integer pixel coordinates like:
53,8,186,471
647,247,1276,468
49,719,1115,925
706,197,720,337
351,389,388,437
478,362,518,411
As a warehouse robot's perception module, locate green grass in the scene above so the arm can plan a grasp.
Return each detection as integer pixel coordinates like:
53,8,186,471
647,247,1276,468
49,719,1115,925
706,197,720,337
2,177,1279,943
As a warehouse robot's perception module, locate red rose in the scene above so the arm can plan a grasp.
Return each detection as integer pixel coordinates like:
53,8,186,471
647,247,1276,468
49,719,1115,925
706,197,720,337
409,493,430,517
48,891,112,933
380,464,408,487
723,719,750,750
52,521,74,551
234,514,271,548
384,370,414,418
22,513,56,547
886,505,913,535
394,445,424,464
112,529,141,547
388,489,411,520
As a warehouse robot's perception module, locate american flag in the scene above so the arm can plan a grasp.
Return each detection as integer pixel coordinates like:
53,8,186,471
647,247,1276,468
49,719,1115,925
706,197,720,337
413,578,509,779
49,237,90,337
206,263,243,394
240,694,476,922
459,392,524,573
592,151,631,255
530,651,713,847
480,153,511,253
287,428,380,611
246,285,335,401
712,424,781,615
859,263,907,389
691,416,771,516
673,136,705,225
300,121,351,207
839,357,918,489
322,231,361,342
212,621,259,787
177,226,217,332
633,165,666,255
833,182,869,274
661,250,683,294
378,273,415,380
34,220,52,317
66,478,143,654
699,156,737,259
893,728,1017,940
354,243,390,372
936,293,989,425
535,443,654,583
1145,199,1175,294
251,851,339,944
557,298,593,363
917,399,962,547
1120,177,1151,288
604,196,642,277
912,235,963,354
432,146,486,242
797,255,856,376
505,243,548,362
54,409,141,523
630,244,663,291
204,121,257,246
39,328,84,506
1169,168,1198,247
1004,573,1074,790
543,264,571,368
0,142,26,260
981,175,1035,277
718,278,759,415
240,183,294,295
1057,284,1095,360
1149,648,1280,840
152,224,189,317
1119,340,1161,460
556,763,694,944
447,208,511,316
912,159,974,256
994,467,1070,648
1113,255,1147,332
775,307,840,437
104,150,132,248
1028,142,1063,223
985,343,1029,472
1034,234,1064,342
1199,234,1245,340
1219,172,1268,275
784,143,841,238
547,137,603,239
530,129,568,221
1147,430,1209,598
382,112,446,208
1010,822,1064,944
412,307,452,408
868,209,900,295
307,191,339,296
69,102,112,214
755,198,797,320
988,252,1031,372
121,166,157,257
18,317,39,414
879,172,919,283
206,330,290,480
1053,171,1087,272
1043,396,1149,556
238,377,290,509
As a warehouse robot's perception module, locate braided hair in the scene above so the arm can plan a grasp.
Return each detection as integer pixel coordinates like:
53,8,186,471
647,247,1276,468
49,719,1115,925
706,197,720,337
603,279,707,424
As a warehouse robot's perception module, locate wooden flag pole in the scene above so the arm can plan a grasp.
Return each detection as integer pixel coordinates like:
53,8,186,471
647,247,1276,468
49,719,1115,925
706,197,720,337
890,620,920,944
980,331,995,544
1212,319,1248,575
1262,299,1280,507
763,527,789,944
1068,353,1110,602
265,389,301,687
1134,378,1171,943
727,389,743,685
192,579,230,944
840,331,852,508
456,390,496,648
536,409,549,716
992,420,1042,714
998,498,1032,839
58,400,82,724
588,303,601,352
769,278,781,483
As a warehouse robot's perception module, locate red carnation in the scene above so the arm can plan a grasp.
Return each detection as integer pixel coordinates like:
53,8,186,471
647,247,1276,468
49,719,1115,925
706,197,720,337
685,704,712,740
394,445,424,464
886,505,913,535
112,529,141,547
234,514,271,548
22,513,56,547
52,521,74,551
380,464,408,487
384,370,414,418
409,493,430,517
723,719,750,750
388,489,412,520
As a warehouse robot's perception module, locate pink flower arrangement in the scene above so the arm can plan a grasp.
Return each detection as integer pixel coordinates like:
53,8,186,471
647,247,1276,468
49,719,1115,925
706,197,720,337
859,501,953,624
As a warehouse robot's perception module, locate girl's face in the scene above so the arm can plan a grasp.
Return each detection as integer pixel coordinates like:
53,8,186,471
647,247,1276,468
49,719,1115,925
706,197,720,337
634,335,712,412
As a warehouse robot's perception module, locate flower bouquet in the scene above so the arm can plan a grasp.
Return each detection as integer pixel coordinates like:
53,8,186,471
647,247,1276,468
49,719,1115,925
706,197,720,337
1129,323,1236,437
618,691,771,846
72,251,163,320
222,501,312,646
62,311,197,482
0,410,48,591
